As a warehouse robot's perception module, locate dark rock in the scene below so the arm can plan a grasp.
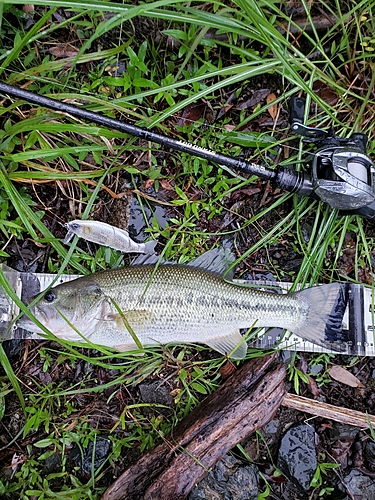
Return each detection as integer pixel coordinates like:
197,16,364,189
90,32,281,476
253,272,276,282
301,223,313,243
264,419,279,435
187,454,259,500
69,436,111,475
2,339,24,357
138,379,174,416
364,441,375,472
128,197,169,241
8,256,38,273
338,469,375,499
42,452,62,474
330,423,361,442
281,258,303,272
280,480,309,500
261,419,281,448
309,363,324,376
331,439,354,468
277,424,317,491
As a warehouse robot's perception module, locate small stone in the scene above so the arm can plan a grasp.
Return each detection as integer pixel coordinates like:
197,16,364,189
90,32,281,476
265,419,279,435
330,423,361,442
2,340,24,358
69,436,111,475
188,454,259,500
138,379,174,417
277,424,317,491
309,363,323,376
364,441,375,472
42,452,62,474
338,469,375,498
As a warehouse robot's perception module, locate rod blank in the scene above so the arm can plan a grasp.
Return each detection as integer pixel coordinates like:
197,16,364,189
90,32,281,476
0,82,275,181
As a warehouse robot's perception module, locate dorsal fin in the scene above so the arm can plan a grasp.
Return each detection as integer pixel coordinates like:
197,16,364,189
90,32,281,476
131,246,235,278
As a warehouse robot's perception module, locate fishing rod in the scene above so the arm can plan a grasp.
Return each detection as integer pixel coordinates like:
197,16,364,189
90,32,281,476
0,82,374,217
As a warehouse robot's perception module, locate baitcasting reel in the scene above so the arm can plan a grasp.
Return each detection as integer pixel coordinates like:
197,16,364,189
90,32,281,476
286,96,375,217
0,82,374,217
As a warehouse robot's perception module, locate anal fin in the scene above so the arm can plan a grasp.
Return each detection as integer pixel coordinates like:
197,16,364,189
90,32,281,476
205,330,247,359
114,343,144,354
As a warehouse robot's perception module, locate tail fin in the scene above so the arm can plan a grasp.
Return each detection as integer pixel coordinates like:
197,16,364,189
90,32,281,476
144,239,157,255
293,283,348,351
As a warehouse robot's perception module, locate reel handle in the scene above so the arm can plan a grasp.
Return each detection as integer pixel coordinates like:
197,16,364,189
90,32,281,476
288,96,305,126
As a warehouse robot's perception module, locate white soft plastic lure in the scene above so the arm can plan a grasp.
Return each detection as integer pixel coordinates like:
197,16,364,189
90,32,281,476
64,220,157,254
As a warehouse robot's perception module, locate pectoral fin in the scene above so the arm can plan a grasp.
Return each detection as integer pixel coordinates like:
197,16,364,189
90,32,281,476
205,330,247,359
104,310,154,331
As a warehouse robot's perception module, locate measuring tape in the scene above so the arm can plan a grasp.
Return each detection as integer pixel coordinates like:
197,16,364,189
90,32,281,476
0,264,373,356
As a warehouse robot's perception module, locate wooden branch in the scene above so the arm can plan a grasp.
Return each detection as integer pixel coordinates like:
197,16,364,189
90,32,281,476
102,354,375,500
101,354,286,500
282,393,375,429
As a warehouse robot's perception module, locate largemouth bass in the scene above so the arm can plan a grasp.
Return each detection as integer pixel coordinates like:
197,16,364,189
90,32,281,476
19,265,343,359
64,220,157,254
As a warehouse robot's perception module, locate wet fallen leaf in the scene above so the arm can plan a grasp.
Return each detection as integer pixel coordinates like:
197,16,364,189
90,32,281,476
329,365,365,388
313,80,339,106
170,388,182,396
266,92,278,120
307,375,321,397
141,178,155,190
235,88,271,109
331,439,353,465
98,368,109,385
231,186,261,199
223,124,235,132
320,423,332,429
49,45,79,58
216,103,233,121
220,360,237,379
23,4,35,16
176,103,205,127
160,179,175,191
259,181,273,207
298,353,309,373
63,419,78,432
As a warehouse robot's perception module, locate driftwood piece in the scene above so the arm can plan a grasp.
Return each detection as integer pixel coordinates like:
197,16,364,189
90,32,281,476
283,393,375,429
101,354,286,500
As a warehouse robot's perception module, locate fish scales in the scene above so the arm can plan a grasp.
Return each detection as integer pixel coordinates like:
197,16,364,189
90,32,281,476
77,266,305,329
19,264,343,359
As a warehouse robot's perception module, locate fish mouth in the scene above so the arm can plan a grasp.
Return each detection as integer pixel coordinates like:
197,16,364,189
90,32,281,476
17,301,50,333
17,309,45,333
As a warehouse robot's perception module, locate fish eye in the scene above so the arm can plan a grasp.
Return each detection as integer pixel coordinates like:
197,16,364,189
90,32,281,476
44,290,56,303
70,223,80,231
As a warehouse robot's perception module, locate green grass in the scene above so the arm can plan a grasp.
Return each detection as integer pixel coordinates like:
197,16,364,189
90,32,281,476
0,0,375,497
